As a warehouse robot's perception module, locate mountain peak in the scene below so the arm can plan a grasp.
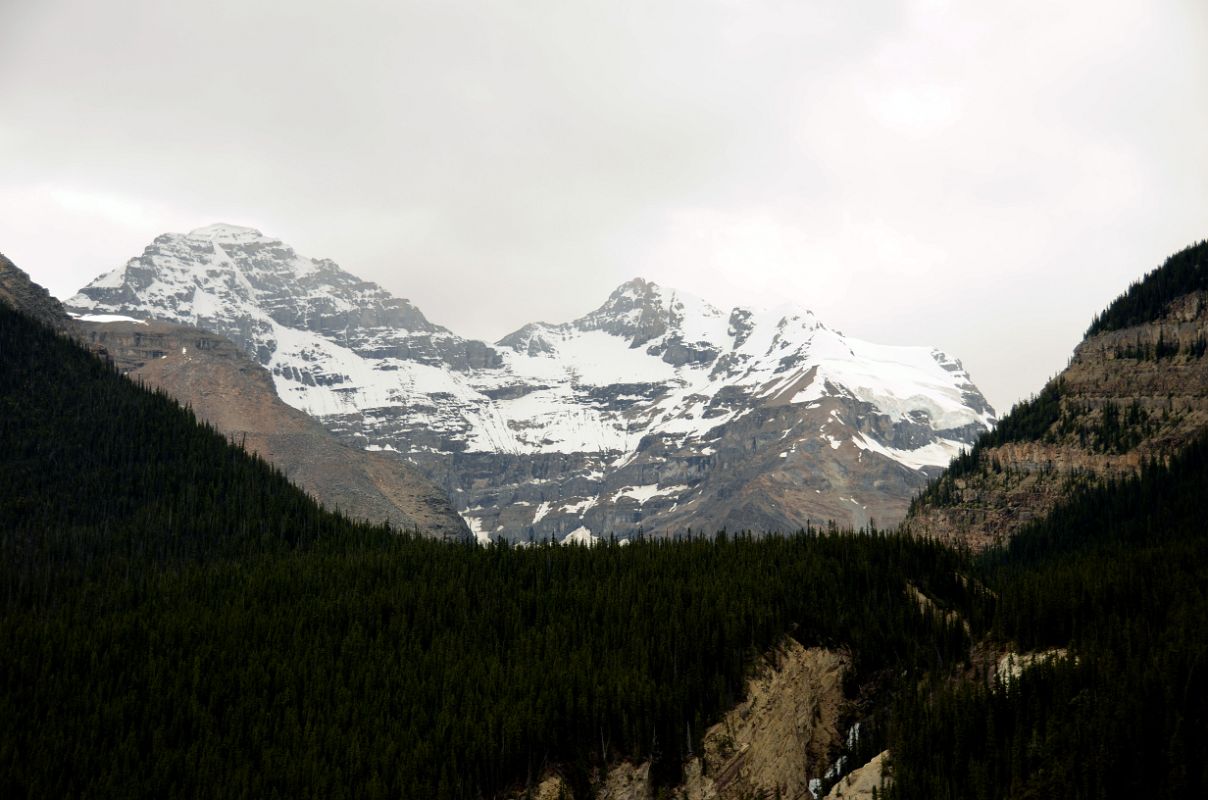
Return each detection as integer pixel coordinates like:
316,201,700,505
602,277,663,309
70,224,453,361
68,227,996,539
186,223,267,243
612,276,656,293
578,278,699,347
605,278,820,328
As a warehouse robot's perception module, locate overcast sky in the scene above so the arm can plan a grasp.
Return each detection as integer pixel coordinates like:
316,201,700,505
2,0,1206,412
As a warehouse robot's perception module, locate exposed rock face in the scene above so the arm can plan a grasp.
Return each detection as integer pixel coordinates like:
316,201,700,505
674,640,848,800
598,762,652,800
70,225,996,540
0,252,75,334
75,318,470,539
824,751,889,800
502,640,848,800
503,773,572,800
996,649,1070,687
907,291,1208,550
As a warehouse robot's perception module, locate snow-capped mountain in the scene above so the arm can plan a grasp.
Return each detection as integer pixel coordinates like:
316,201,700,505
70,224,996,542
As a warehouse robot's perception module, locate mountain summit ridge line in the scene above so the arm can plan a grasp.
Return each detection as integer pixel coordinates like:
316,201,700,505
70,224,996,541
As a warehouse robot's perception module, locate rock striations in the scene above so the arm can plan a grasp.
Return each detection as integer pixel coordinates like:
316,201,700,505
70,224,996,541
907,240,1208,551
0,252,75,335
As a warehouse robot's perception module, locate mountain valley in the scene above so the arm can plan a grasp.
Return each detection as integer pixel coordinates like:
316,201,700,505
2,236,1206,799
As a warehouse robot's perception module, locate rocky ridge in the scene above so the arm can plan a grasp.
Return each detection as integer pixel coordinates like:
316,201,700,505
0,252,75,335
907,247,1208,550
70,224,997,540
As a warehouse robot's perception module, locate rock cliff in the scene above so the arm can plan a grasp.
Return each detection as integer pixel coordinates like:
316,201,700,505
907,242,1208,550
675,640,848,800
824,751,889,800
0,252,75,334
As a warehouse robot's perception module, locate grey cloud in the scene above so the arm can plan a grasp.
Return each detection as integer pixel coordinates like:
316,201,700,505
1,0,1206,412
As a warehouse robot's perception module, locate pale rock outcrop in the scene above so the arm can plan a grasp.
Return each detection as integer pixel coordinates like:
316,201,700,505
996,648,1071,687
504,773,571,800
597,761,652,800
824,751,889,800
675,639,848,800
907,583,970,636
501,639,849,800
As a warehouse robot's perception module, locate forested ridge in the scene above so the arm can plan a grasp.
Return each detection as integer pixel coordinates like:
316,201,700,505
1087,239,1208,336
913,378,1064,494
0,302,976,797
893,239,1208,797
915,239,1208,498
888,434,1208,799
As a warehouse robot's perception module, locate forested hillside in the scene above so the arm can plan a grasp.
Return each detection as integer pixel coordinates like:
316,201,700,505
906,238,1208,551
0,301,976,797
1087,239,1208,335
889,434,1208,799
874,240,1208,798
924,236,1208,488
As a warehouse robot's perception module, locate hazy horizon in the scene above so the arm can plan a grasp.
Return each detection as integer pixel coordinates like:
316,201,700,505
3,0,1206,414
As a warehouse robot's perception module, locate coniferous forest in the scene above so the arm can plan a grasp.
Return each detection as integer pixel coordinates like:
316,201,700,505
887,240,1208,797
0,302,975,797
4,235,1208,799
1086,239,1208,335
888,435,1208,799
